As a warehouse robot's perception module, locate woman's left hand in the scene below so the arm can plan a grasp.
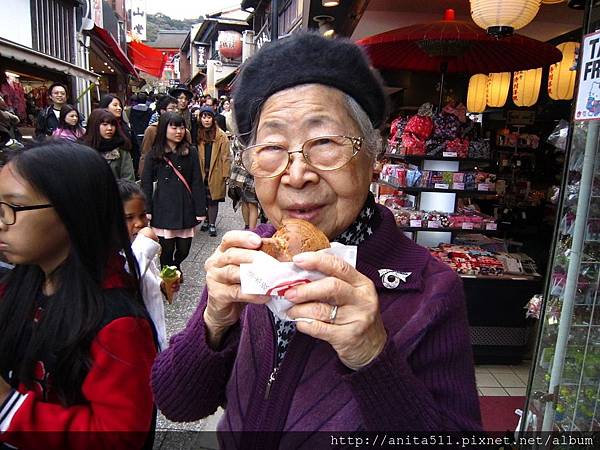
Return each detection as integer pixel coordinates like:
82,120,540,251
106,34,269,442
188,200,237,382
285,252,387,371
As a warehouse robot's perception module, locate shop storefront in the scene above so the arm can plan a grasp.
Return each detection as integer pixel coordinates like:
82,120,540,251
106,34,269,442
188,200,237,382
0,36,98,137
88,25,138,104
331,0,596,434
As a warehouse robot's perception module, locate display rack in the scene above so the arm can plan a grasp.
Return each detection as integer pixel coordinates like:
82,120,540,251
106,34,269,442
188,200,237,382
379,180,498,196
523,120,600,432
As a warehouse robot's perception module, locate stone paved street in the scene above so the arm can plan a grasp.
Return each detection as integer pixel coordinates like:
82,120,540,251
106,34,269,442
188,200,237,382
154,199,244,449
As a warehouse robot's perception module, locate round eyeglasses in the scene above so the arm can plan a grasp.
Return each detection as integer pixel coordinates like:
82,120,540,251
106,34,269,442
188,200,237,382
0,202,53,226
241,135,363,178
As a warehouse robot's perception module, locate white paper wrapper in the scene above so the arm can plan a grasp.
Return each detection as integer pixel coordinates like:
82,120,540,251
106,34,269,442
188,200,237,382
240,242,357,321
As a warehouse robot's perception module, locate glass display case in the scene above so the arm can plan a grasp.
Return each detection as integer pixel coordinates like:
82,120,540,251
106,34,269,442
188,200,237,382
521,3,600,434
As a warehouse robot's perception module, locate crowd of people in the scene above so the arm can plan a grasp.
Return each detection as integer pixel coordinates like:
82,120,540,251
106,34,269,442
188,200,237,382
0,32,481,449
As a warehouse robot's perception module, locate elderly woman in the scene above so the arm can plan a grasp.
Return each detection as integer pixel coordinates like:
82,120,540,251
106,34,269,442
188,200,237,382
151,33,481,438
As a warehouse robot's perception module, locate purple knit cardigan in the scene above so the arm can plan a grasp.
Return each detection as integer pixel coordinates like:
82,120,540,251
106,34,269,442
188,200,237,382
151,205,482,439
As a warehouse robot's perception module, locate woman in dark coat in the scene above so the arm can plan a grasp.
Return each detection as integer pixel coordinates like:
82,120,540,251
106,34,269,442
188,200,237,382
141,112,206,276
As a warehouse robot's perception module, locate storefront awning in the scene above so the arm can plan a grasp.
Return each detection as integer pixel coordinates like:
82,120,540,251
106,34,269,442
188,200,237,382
0,37,99,83
127,41,167,78
91,26,138,78
215,67,239,91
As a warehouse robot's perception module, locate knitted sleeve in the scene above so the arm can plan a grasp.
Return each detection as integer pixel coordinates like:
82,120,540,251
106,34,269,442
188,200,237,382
0,317,156,449
347,275,482,432
151,288,242,422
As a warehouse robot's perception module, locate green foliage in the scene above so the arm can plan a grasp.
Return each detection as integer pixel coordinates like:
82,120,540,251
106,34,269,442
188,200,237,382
146,12,200,42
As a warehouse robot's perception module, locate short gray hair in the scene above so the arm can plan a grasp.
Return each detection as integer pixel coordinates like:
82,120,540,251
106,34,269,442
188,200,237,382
343,94,382,160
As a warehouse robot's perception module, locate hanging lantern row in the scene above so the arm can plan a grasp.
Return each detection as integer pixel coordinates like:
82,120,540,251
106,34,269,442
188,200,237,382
466,41,579,113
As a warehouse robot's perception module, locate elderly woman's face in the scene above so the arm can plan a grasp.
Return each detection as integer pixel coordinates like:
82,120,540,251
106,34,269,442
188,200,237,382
254,84,373,240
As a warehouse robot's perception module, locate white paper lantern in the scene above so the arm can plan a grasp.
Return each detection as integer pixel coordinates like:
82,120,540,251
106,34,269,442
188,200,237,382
467,74,488,113
548,42,579,101
513,68,542,107
487,72,511,108
470,0,541,36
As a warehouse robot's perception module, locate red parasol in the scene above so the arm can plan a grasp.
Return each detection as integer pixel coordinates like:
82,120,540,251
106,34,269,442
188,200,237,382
356,10,562,74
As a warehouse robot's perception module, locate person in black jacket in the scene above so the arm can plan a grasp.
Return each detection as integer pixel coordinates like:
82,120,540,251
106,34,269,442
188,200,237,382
141,112,206,276
34,83,68,138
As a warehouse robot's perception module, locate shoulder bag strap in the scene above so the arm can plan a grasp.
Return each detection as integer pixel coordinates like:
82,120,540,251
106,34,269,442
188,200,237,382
163,156,192,195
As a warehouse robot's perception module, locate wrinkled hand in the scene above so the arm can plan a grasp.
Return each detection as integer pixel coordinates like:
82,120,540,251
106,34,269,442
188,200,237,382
203,230,270,346
285,251,387,371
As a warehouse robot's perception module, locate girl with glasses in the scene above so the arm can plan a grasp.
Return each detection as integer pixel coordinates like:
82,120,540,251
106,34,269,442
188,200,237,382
0,142,157,449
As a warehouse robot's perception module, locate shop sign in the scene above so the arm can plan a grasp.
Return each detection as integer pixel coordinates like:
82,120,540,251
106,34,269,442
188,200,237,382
130,0,147,41
575,30,600,121
255,23,271,51
195,43,210,68
506,110,536,125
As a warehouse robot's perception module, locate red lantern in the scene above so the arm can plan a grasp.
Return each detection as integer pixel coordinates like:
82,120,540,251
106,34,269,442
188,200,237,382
218,31,243,60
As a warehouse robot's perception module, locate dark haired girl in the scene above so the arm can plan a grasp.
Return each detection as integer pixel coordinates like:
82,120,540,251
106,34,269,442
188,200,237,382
81,108,135,181
196,106,230,237
51,104,85,141
0,142,156,449
141,112,206,280
99,94,137,171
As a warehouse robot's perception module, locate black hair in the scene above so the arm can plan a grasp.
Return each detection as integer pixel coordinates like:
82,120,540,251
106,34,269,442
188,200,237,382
158,95,177,112
98,94,123,110
47,82,67,98
0,142,145,406
58,104,81,131
80,109,121,150
117,179,146,203
137,92,148,103
151,112,189,159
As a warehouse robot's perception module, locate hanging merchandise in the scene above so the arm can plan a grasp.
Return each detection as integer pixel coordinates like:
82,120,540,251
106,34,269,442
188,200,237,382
487,72,511,107
470,0,541,37
467,74,487,113
548,42,579,101
401,103,434,156
513,68,543,107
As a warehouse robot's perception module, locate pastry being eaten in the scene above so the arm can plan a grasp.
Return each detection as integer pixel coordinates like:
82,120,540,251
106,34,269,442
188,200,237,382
261,219,330,262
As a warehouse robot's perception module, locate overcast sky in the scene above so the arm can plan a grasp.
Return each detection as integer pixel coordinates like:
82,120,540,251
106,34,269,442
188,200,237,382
145,0,242,20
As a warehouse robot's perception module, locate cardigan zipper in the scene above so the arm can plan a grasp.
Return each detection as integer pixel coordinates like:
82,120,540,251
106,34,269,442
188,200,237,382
264,366,279,400
264,312,279,400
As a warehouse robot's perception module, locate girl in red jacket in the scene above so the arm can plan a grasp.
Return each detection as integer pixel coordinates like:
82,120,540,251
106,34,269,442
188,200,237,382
0,142,157,449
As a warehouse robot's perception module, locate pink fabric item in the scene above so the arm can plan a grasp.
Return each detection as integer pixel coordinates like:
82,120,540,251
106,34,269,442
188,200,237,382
152,227,194,239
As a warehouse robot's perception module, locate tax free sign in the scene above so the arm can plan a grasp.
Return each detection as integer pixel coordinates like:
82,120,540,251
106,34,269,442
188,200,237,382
576,31,600,121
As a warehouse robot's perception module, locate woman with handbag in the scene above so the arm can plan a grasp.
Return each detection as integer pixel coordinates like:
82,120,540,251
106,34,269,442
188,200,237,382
141,112,206,279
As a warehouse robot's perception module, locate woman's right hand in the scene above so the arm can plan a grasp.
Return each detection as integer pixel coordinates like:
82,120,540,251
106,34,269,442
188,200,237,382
203,230,269,347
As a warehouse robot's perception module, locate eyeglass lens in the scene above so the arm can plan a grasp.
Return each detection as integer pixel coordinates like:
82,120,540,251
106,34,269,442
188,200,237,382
0,203,14,225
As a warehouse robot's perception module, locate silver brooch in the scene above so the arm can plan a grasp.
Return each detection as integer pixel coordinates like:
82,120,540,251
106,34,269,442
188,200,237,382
378,269,412,289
